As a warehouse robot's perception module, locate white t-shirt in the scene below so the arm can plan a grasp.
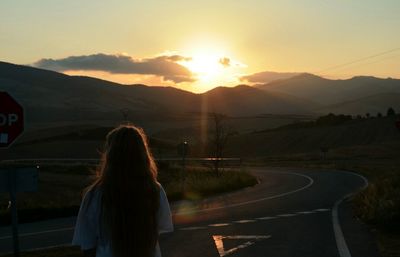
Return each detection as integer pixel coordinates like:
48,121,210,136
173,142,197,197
72,184,173,257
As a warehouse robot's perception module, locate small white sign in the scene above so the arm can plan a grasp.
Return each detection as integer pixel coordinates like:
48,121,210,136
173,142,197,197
0,133,8,144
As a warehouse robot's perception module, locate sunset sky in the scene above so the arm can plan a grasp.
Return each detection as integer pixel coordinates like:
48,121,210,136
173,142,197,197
1,0,400,92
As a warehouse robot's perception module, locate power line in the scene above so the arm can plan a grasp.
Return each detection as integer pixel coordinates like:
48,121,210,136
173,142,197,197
317,47,400,73
332,53,400,73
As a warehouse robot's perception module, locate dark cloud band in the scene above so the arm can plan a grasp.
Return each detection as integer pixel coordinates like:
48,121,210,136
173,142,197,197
33,53,195,83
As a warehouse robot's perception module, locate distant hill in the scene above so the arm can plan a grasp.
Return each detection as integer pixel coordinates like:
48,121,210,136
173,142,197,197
240,71,300,84
201,85,320,115
256,73,400,106
4,115,398,159
0,61,198,123
318,93,400,115
0,61,319,126
0,125,176,160
2,61,399,128
226,116,400,156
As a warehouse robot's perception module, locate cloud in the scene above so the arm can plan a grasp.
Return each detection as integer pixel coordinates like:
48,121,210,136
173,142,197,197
33,53,195,83
219,57,231,67
240,71,300,84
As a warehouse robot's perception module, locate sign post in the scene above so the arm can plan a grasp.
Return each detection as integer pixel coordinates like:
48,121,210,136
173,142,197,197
177,141,189,192
0,168,38,257
0,91,27,257
10,170,19,257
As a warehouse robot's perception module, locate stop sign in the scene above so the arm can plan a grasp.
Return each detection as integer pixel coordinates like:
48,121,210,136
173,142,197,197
0,92,24,148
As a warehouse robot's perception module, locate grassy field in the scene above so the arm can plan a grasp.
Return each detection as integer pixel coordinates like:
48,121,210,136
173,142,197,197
0,163,257,225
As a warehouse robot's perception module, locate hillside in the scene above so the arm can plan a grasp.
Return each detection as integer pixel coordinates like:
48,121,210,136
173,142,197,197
256,73,400,106
0,61,198,123
318,93,400,115
226,116,400,156
2,115,398,160
201,85,320,115
0,61,319,126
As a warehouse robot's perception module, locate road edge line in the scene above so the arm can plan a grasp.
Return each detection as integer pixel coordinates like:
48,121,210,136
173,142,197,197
332,170,369,257
0,244,71,257
0,227,74,240
174,171,314,215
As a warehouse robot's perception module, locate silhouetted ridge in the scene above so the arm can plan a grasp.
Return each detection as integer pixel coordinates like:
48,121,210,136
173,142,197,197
0,61,319,123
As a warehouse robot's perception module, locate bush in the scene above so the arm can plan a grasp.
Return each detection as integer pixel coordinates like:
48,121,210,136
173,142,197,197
354,174,400,232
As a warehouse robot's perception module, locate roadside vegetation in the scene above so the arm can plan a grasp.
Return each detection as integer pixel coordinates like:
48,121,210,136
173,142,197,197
0,163,257,226
351,165,400,257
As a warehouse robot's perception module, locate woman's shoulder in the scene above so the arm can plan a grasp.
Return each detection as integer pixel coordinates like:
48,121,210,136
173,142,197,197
156,181,166,193
84,185,102,199
81,186,102,211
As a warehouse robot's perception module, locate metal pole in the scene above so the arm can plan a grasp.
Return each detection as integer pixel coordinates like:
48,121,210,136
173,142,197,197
182,143,185,191
9,170,20,257
181,142,187,193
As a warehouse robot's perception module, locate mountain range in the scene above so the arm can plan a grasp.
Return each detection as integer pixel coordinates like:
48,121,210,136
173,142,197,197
256,73,400,106
1,61,399,127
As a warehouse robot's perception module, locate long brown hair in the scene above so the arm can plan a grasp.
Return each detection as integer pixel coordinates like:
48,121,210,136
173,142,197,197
86,125,160,257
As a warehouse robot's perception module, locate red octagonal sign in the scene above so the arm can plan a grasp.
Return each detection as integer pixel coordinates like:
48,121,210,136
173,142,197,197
0,92,24,148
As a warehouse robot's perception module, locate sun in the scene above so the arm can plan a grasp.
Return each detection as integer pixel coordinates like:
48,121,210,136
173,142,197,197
176,44,246,92
180,51,225,82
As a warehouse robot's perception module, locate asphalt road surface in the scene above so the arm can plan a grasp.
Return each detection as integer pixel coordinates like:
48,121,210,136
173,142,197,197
0,168,379,257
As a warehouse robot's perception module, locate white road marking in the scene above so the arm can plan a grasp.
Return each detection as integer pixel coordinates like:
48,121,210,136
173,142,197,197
332,170,369,257
233,220,256,224
174,171,314,215
314,208,330,212
277,214,297,217
209,223,231,227
179,208,331,231
0,227,74,240
256,216,277,220
0,244,71,257
179,226,207,231
213,235,271,257
296,211,315,214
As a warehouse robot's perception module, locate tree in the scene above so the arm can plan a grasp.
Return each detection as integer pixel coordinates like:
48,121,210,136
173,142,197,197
377,112,383,118
387,107,396,116
209,113,230,175
366,113,371,118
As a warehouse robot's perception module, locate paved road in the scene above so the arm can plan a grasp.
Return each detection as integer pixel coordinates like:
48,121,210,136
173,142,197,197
0,168,378,257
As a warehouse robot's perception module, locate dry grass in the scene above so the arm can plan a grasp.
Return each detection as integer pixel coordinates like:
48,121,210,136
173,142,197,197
159,166,257,201
0,164,256,225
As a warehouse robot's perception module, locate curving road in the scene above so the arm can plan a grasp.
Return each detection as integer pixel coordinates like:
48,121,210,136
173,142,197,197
0,168,378,257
